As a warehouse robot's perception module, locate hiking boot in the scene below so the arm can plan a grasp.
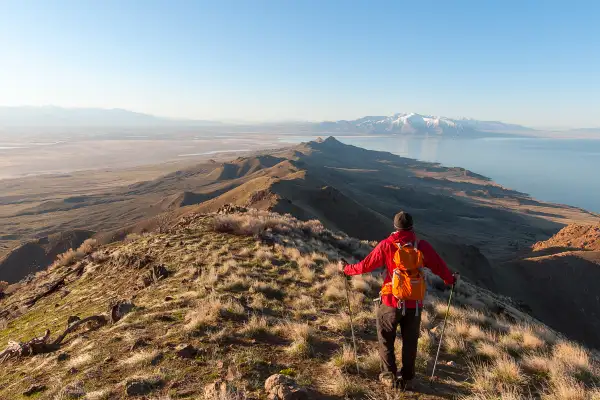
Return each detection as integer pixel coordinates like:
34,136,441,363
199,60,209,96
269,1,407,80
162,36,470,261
379,372,396,389
396,377,414,391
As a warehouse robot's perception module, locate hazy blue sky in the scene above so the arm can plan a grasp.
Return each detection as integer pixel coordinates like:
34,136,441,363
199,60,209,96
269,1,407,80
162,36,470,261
1,0,599,127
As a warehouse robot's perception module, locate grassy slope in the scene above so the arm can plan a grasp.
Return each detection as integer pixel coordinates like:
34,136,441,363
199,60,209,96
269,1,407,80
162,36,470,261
1,211,598,399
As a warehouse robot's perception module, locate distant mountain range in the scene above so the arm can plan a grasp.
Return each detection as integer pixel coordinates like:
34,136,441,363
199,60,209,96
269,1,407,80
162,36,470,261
316,113,534,135
1,106,598,138
0,106,218,127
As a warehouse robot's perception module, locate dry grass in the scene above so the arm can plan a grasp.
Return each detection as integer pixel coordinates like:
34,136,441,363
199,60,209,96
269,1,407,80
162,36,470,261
324,373,365,397
220,275,251,292
291,295,316,313
330,344,357,372
119,350,159,366
324,262,340,278
77,238,98,254
66,352,93,369
285,322,317,357
471,357,527,394
416,329,433,372
250,281,283,299
351,275,371,293
323,277,346,301
299,265,316,282
360,347,381,374
255,247,274,262
241,314,272,338
185,297,244,332
542,376,589,400
551,342,592,375
475,341,503,361
86,389,110,400
521,354,552,378
446,336,469,355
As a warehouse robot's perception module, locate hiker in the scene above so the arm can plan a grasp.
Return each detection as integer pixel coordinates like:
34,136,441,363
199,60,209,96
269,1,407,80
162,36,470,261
338,211,458,390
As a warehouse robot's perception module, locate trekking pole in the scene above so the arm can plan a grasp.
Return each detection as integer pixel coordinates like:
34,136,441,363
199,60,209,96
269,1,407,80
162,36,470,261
430,281,456,383
341,259,360,375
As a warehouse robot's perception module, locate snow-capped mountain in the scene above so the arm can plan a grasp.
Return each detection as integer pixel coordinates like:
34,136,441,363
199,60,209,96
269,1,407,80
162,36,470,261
317,113,532,136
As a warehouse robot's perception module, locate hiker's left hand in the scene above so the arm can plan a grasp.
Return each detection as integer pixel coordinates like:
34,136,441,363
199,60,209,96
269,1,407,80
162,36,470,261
337,259,348,274
452,272,460,285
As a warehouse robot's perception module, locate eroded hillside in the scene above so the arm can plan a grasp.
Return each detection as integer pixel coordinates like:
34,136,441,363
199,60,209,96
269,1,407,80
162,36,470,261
1,210,598,399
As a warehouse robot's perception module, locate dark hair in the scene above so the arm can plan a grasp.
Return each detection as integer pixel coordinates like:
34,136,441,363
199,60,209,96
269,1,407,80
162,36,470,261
394,211,413,231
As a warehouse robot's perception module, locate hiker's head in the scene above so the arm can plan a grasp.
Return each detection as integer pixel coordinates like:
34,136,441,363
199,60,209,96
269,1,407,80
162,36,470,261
394,211,414,231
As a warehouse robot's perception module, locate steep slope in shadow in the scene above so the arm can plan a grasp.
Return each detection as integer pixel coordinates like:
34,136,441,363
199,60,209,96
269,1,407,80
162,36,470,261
485,251,600,349
0,230,94,283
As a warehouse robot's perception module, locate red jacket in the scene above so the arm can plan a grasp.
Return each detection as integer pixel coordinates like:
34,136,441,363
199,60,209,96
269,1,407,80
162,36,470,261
343,230,455,309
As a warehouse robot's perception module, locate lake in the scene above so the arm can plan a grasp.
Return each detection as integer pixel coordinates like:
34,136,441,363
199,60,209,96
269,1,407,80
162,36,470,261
281,135,600,214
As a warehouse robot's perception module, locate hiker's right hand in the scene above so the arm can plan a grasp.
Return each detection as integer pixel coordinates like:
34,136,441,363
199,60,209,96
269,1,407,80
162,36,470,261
337,259,348,274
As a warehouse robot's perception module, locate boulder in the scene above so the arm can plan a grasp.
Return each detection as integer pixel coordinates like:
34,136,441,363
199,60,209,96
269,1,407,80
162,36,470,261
59,382,85,399
125,377,161,397
175,343,197,359
110,300,135,323
204,380,238,399
264,374,308,400
23,384,46,396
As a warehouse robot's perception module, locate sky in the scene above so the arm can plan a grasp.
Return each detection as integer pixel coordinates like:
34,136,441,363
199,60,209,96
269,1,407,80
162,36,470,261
1,0,599,127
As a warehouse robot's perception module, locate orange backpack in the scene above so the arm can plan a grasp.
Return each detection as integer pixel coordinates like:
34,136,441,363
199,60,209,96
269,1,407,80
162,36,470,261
381,240,426,311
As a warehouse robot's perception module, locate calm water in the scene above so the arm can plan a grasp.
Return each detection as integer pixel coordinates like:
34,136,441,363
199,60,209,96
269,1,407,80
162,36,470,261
281,135,600,213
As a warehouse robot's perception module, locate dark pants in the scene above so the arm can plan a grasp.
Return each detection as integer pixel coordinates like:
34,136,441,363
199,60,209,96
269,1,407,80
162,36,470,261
376,304,422,380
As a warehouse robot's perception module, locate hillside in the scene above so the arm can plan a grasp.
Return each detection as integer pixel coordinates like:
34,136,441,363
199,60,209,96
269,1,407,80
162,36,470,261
1,210,598,399
0,230,94,283
476,223,600,349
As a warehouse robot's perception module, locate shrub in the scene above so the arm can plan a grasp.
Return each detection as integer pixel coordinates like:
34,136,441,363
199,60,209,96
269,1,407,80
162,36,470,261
77,238,98,255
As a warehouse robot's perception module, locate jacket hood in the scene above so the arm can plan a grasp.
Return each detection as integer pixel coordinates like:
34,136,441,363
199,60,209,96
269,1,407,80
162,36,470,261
388,230,417,244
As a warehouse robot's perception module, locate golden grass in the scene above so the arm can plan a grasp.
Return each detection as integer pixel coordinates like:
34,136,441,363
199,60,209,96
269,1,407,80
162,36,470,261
360,347,381,374
299,265,316,282
552,341,591,374
542,376,588,400
471,357,526,394
330,344,357,372
184,297,244,332
521,354,552,378
119,350,159,366
241,314,272,338
324,262,340,278
285,322,316,357
324,373,364,397
475,341,503,361
446,336,469,355
66,352,93,369
326,312,352,333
